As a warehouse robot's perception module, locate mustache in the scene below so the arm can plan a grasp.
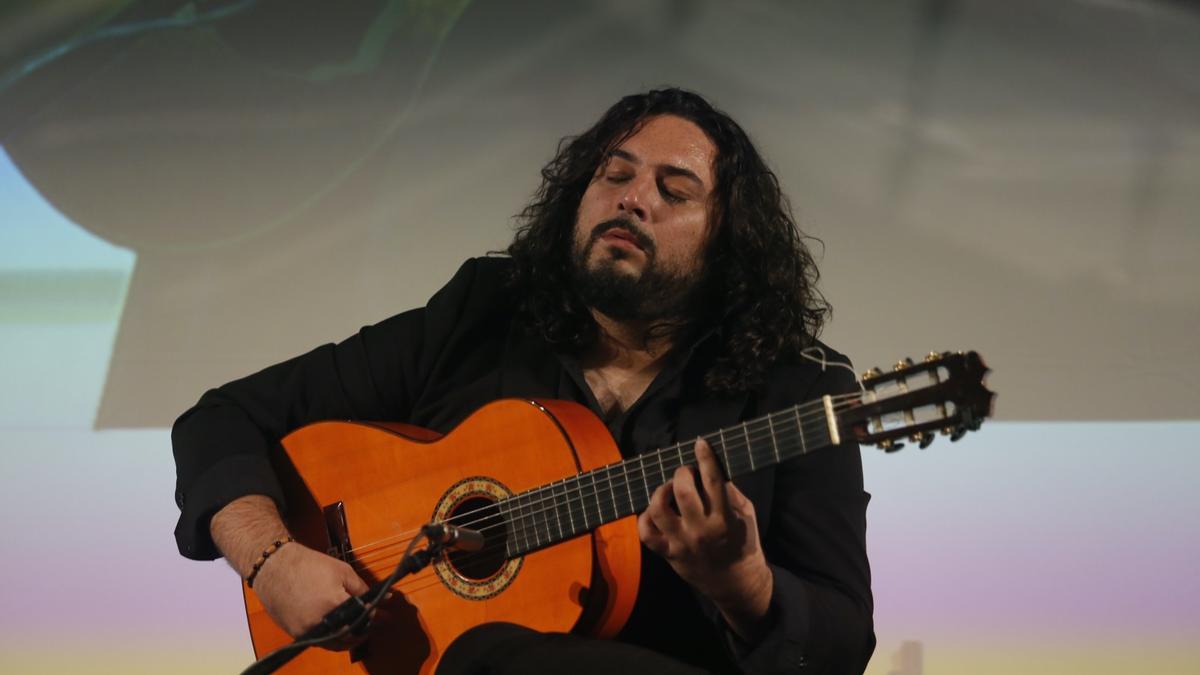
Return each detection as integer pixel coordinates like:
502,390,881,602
589,218,655,253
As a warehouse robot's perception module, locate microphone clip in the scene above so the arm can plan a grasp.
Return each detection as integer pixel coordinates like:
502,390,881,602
420,522,484,552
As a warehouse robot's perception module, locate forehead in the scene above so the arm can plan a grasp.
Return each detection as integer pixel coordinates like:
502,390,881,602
612,115,716,186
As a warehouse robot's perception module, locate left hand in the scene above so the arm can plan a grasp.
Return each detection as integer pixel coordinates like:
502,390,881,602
637,438,773,634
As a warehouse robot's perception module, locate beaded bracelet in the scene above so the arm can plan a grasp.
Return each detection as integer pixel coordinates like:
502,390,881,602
246,536,295,588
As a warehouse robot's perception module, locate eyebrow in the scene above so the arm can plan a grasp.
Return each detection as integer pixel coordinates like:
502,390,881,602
609,148,706,189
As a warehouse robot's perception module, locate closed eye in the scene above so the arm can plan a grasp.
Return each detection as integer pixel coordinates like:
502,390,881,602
658,178,686,204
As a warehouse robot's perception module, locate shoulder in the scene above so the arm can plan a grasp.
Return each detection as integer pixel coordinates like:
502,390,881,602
460,255,514,283
440,255,513,293
425,256,516,318
757,340,858,406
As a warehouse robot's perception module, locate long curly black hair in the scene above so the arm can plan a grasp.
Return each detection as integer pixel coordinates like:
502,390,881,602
504,88,830,394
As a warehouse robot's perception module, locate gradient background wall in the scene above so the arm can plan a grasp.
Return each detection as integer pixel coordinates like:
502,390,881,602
1,1,1197,673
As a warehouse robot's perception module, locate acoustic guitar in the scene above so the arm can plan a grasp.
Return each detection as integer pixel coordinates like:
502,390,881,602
243,351,994,674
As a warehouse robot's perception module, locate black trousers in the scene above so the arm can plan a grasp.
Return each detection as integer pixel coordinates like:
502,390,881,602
436,623,710,675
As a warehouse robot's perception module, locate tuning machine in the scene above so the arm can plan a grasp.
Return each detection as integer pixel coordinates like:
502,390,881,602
910,431,936,449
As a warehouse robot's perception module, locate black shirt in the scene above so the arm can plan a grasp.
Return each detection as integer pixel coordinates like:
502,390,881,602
171,257,874,674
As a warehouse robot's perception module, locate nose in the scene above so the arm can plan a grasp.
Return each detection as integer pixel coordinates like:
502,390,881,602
617,176,651,222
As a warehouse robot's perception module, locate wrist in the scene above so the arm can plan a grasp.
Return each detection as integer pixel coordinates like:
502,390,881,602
246,536,296,588
210,494,291,578
714,556,773,639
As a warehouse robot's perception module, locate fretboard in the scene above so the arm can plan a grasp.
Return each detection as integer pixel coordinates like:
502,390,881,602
500,395,841,558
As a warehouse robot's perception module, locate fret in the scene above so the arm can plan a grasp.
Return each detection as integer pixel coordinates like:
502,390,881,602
500,500,514,558
628,458,638,511
508,494,523,552
551,480,564,542
656,449,667,490
717,428,731,475
539,486,554,544
532,489,547,549
794,406,807,456
766,415,779,469
563,477,578,535
638,457,651,507
591,470,607,525
605,464,619,522
577,474,591,530
541,488,553,547
524,490,540,551
518,490,532,553
744,422,753,470
742,424,753,466
518,487,532,552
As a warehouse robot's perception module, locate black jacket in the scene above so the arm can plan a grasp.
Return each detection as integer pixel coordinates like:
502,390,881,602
172,256,875,674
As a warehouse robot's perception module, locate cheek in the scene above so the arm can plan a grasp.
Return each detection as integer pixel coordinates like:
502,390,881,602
575,185,604,224
669,211,711,257
575,182,618,244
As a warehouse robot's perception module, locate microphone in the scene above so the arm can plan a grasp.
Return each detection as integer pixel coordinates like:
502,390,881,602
421,523,485,552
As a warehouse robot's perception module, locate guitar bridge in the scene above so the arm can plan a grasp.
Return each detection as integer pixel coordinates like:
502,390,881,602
323,501,351,560
323,501,372,664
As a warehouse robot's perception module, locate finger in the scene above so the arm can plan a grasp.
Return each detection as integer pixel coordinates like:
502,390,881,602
672,465,706,522
646,483,682,537
342,564,370,596
637,510,669,556
726,480,752,516
693,438,728,515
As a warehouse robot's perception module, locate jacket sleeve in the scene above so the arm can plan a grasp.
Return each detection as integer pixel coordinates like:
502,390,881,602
718,359,875,674
171,258,483,560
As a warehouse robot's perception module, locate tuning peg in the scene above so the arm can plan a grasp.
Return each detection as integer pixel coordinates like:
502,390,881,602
950,426,967,442
893,357,915,372
911,431,935,449
924,351,941,363
862,367,882,381
878,438,905,453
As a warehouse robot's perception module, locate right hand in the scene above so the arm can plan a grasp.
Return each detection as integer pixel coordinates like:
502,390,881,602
251,541,372,648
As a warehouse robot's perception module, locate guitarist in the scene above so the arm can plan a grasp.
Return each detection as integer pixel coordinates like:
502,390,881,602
172,88,875,674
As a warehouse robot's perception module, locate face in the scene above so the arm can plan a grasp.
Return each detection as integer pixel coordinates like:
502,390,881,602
572,114,717,321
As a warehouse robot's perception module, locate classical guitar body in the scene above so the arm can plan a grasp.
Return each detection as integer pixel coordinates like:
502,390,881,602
243,399,642,675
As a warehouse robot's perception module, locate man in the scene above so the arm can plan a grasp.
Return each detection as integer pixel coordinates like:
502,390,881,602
172,88,874,674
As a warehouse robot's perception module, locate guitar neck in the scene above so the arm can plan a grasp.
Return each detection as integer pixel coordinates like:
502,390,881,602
500,396,843,558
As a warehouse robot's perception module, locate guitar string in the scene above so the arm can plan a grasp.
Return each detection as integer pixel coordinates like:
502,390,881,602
347,399,861,573
348,415,843,588
349,391,891,584
342,392,859,562
346,395,863,572
347,417,839,576
374,395,963,593
345,393,864,568
344,393,860,565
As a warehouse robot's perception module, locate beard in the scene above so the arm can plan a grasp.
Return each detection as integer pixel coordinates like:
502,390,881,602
570,218,706,323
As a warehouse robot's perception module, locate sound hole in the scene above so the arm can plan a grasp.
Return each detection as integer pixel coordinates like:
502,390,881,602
445,496,507,581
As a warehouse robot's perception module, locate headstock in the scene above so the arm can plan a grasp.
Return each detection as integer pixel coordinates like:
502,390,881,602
840,351,995,452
